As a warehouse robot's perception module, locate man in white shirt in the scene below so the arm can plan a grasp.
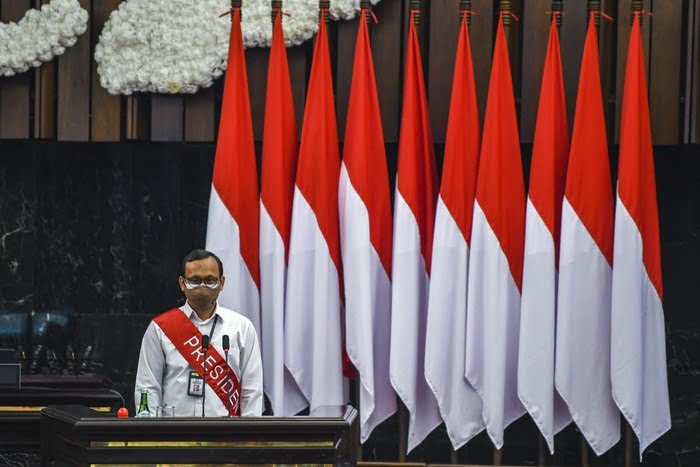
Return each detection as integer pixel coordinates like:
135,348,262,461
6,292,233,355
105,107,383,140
135,249,263,417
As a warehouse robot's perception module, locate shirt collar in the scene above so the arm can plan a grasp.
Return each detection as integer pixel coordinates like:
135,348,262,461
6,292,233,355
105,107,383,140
183,301,224,324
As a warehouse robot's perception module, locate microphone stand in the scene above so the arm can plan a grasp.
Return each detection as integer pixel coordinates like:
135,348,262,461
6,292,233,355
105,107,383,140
201,335,209,418
222,334,231,417
224,349,231,417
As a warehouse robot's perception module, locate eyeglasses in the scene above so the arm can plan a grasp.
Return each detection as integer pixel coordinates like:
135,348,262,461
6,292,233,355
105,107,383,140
183,277,221,290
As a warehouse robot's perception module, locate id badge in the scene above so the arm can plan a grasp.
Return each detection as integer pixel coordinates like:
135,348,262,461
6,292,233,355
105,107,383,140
188,371,204,397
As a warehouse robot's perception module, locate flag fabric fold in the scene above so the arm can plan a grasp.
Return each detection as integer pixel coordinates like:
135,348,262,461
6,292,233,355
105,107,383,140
611,15,671,460
555,14,620,456
206,7,260,337
424,15,484,451
339,11,396,443
464,14,527,449
389,13,442,454
260,11,307,416
517,18,572,454
284,12,344,413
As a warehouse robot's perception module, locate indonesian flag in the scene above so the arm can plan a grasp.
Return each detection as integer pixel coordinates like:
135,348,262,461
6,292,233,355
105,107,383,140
206,7,260,336
424,14,484,450
611,15,671,459
464,14,526,449
517,18,571,453
389,13,441,454
555,13,620,455
339,12,396,443
259,11,307,416
284,12,344,413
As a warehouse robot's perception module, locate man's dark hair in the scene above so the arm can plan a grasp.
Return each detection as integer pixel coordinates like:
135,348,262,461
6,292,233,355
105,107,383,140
182,249,224,277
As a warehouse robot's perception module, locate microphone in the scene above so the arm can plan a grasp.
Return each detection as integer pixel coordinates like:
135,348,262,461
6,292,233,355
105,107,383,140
201,334,210,417
222,335,231,417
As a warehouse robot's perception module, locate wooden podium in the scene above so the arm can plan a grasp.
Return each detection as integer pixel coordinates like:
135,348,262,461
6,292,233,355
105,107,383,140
41,404,358,466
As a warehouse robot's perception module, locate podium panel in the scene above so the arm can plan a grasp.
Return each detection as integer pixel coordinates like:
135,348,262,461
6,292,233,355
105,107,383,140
0,388,122,465
41,405,358,467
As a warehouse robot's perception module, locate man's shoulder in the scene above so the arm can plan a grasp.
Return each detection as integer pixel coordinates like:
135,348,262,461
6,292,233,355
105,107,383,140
217,306,255,330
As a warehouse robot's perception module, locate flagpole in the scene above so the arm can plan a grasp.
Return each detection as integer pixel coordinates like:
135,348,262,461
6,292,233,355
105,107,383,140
625,9,643,467
537,3,564,466
454,2,473,465
491,5,509,463
394,2,423,462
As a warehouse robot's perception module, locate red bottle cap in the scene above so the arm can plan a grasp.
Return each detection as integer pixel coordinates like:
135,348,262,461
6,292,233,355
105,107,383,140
117,407,129,418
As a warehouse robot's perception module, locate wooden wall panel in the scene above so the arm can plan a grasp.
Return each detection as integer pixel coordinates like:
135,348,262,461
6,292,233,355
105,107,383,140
371,0,402,143
470,0,495,125
598,0,616,139
560,0,588,132
287,44,309,140
150,96,183,141
34,0,57,139
649,0,682,144
614,0,652,143
0,0,691,148
687,0,700,143
427,0,460,145
503,0,524,121
126,95,150,140
57,0,90,141
246,48,270,141
185,87,216,142
0,0,31,139
336,18,359,142
520,0,551,144
91,0,121,141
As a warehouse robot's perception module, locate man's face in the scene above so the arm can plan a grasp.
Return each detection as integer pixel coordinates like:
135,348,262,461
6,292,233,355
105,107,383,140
179,257,225,311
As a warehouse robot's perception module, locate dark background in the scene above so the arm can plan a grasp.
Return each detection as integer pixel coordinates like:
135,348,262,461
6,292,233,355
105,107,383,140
0,140,697,465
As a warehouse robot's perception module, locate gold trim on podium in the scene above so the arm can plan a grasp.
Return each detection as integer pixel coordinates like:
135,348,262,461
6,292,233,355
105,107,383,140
90,464,329,467
91,440,334,448
0,406,112,413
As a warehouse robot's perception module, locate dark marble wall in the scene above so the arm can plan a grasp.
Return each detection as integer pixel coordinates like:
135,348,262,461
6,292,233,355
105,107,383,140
0,141,698,465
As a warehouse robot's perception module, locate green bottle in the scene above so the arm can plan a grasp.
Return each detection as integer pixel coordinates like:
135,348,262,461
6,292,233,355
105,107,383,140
136,389,150,417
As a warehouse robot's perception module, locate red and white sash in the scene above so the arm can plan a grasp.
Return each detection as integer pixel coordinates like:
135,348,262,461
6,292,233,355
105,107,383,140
154,308,241,416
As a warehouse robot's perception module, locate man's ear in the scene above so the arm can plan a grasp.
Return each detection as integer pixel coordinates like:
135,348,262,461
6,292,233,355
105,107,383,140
178,276,186,293
219,276,225,291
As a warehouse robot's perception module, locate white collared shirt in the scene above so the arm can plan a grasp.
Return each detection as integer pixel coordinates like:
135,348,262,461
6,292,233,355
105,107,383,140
135,302,263,417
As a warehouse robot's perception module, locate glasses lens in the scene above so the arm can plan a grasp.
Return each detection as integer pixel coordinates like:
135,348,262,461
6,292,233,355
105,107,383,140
203,278,220,288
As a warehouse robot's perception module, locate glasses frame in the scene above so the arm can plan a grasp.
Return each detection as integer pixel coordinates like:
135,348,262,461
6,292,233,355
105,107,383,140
182,276,221,290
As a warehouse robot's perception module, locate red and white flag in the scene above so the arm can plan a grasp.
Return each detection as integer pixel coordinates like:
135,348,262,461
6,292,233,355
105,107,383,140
424,14,484,450
389,12,441,453
465,13,526,449
206,7,260,336
339,11,396,443
517,18,571,453
611,14,671,459
259,11,307,416
284,12,344,413
555,13,620,455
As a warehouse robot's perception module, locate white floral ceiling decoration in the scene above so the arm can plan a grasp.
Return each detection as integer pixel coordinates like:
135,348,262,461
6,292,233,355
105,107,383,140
95,0,380,95
0,0,88,77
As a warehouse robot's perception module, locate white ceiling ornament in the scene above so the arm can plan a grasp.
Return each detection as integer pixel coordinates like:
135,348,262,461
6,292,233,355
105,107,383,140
94,0,380,95
0,0,88,77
